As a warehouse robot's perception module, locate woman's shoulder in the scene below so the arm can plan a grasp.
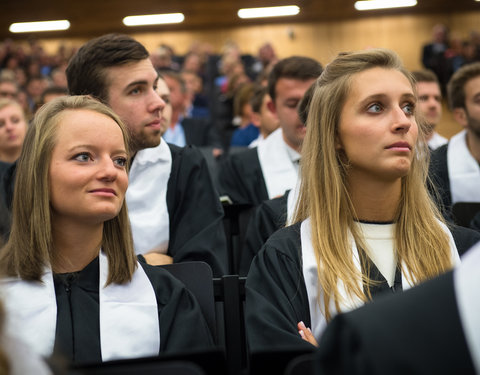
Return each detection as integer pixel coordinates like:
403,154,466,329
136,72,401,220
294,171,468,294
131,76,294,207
260,222,303,263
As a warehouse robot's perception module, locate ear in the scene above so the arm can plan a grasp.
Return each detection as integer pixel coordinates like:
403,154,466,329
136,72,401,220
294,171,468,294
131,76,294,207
453,108,468,129
267,98,277,115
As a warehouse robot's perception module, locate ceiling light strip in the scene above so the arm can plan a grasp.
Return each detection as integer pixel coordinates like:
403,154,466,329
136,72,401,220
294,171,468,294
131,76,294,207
9,20,70,33
238,5,300,19
354,0,417,11
123,13,185,26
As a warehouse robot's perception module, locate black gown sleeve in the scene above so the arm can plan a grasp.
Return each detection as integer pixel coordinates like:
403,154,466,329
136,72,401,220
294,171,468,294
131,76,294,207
315,271,476,375
140,262,215,354
429,144,452,221
239,192,289,276
166,144,227,277
216,148,268,206
245,223,315,353
450,224,480,256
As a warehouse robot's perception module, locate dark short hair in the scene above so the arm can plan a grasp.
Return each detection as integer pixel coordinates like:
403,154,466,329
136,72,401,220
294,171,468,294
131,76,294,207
66,34,149,103
297,81,316,125
447,62,480,110
411,69,439,84
40,86,68,104
267,56,322,101
250,85,268,113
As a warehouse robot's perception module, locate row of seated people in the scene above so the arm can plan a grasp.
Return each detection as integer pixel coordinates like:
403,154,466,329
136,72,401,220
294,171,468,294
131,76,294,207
0,34,479,374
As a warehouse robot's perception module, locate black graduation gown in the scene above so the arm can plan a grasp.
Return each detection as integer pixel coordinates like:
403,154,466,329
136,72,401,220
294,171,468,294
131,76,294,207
53,257,214,365
315,270,476,375
245,222,480,353
0,160,14,240
166,144,227,276
182,117,223,149
217,148,268,206
0,145,228,276
239,191,289,276
429,143,452,219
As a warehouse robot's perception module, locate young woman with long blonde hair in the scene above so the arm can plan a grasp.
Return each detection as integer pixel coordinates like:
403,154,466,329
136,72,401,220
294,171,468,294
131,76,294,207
245,49,480,352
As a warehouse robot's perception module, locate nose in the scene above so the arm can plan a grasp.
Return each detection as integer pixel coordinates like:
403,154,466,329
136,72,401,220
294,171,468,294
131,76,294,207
149,88,166,114
97,157,118,182
5,120,15,132
391,106,412,134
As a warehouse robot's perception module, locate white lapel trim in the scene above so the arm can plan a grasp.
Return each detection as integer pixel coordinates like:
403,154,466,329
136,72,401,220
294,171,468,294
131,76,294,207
99,252,160,361
257,128,299,199
1,253,160,361
447,130,480,204
127,140,172,254
300,218,459,340
454,242,480,374
2,270,57,357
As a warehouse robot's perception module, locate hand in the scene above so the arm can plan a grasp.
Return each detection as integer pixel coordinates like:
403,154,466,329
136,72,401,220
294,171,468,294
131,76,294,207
212,148,223,158
298,321,318,347
143,252,174,265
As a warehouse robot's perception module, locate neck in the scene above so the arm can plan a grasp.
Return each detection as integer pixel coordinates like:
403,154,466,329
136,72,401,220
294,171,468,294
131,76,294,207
0,148,21,163
466,129,480,163
347,174,401,222
51,217,103,273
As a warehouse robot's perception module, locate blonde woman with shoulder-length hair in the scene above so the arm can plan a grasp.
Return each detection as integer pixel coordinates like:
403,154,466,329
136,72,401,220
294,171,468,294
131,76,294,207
0,95,213,365
245,49,480,352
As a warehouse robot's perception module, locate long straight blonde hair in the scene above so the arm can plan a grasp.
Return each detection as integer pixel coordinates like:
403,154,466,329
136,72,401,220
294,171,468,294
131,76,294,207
294,49,453,319
0,95,137,285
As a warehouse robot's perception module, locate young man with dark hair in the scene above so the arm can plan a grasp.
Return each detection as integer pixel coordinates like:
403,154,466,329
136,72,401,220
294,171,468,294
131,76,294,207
411,69,447,150
430,62,480,221
160,70,222,152
217,56,322,206
66,34,227,275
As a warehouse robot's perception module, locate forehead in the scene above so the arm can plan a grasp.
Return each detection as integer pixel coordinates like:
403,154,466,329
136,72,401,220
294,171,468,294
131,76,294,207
55,109,123,144
275,78,316,99
0,102,22,115
416,81,441,95
348,67,413,99
105,58,157,90
157,78,170,95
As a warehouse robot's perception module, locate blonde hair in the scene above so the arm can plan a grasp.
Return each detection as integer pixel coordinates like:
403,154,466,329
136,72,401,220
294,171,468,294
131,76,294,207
295,49,453,319
0,95,137,285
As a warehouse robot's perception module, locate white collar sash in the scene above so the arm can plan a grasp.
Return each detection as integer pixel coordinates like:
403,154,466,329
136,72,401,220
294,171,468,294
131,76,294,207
447,130,480,205
127,140,172,255
1,252,160,361
300,218,459,341
257,128,299,199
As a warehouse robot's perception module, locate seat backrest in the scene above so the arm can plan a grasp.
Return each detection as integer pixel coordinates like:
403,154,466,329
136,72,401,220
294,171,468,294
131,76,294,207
213,275,247,375
160,262,217,343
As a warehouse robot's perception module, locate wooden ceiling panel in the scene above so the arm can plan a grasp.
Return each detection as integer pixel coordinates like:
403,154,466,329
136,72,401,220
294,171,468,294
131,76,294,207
1,0,479,40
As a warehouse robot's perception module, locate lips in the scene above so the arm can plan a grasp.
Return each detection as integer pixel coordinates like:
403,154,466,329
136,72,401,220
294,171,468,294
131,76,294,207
386,141,411,150
89,188,117,196
146,119,161,129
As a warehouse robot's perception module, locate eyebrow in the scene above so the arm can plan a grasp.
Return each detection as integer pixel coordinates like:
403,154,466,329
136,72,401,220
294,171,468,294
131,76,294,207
358,92,415,106
67,144,127,155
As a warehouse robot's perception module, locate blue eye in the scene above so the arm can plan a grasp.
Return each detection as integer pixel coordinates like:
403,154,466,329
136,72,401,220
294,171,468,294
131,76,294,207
367,103,382,113
114,157,127,167
74,152,91,162
403,102,415,115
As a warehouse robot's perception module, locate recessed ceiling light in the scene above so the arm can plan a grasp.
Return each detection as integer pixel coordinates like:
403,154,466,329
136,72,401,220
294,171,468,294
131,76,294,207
354,0,417,11
123,13,185,26
9,20,70,33
238,5,300,19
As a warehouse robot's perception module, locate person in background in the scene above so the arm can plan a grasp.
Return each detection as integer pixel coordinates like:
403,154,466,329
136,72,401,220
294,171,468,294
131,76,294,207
246,49,479,353
411,70,448,150
230,83,258,147
66,34,227,276
0,95,213,365
217,56,322,206
0,98,28,164
248,85,280,148
430,62,480,221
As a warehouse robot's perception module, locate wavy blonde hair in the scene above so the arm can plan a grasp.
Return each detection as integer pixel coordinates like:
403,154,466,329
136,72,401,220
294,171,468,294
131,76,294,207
0,95,137,285
294,49,453,319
